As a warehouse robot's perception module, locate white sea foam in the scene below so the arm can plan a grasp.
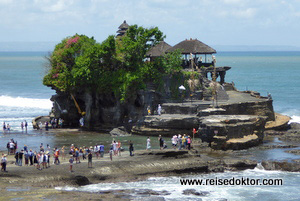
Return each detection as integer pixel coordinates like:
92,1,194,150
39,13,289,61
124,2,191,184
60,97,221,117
289,115,300,124
55,170,300,201
0,95,52,109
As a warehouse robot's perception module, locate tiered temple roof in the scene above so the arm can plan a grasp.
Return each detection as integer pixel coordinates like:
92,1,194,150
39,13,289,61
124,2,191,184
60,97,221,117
116,20,129,37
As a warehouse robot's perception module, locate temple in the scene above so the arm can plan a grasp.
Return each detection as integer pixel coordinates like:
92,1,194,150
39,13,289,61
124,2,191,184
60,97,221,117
116,20,129,37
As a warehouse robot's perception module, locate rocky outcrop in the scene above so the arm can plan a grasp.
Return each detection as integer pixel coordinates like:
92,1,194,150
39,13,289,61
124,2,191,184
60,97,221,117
262,160,300,172
200,115,267,150
110,126,132,136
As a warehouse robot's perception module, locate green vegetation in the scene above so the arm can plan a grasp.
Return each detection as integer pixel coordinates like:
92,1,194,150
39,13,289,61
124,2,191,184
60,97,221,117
43,25,183,101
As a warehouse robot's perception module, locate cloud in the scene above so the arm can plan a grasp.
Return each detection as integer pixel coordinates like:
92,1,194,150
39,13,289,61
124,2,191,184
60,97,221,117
0,0,300,47
0,0,12,5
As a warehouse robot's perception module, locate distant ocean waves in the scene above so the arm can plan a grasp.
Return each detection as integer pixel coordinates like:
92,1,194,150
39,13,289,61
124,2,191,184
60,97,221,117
0,95,52,131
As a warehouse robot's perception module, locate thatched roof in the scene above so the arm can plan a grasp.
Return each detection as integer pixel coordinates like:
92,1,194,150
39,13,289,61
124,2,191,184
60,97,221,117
118,20,129,30
166,39,216,54
146,41,172,57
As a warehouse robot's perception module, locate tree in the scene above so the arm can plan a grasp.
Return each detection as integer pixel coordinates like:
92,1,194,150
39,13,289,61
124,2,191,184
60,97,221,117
43,25,183,102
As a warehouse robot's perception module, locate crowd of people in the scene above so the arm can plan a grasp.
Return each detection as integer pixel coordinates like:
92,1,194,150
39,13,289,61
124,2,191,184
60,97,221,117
38,118,64,131
1,132,196,173
2,121,28,133
158,134,193,150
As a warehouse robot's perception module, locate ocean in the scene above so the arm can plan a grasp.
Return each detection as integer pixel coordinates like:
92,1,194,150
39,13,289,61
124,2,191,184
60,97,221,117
0,51,300,200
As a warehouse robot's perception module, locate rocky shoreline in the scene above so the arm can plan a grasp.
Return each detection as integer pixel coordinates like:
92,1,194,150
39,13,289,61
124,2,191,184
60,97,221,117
1,126,300,200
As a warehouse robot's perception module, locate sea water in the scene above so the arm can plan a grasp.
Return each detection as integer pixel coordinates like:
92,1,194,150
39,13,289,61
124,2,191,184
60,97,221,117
0,51,299,131
0,52,53,131
1,51,300,200
57,167,300,201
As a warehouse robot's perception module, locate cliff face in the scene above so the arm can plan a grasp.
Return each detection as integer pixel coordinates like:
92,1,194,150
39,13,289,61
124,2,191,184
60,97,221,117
50,75,185,130
51,88,160,130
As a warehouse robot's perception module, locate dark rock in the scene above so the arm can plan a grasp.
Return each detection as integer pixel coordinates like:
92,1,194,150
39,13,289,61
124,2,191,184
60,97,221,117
143,114,200,130
182,189,209,196
135,189,170,196
201,115,267,150
259,145,298,149
73,175,90,186
132,197,165,201
285,149,300,155
224,159,257,170
262,160,300,172
290,123,300,130
279,130,300,142
264,130,286,136
110,126,131,136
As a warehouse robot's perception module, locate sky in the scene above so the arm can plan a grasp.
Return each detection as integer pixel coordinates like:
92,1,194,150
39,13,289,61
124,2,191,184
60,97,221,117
1,0,300,51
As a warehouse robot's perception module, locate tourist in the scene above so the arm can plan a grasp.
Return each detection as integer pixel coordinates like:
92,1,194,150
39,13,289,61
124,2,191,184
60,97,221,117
109,146,113,161
157,104,162,116
113,141,117,156
51,118,55,129
3,122,6,133
15,151,19,165
182,134,186,149
187,136,192,150
46,144,51,153
24,144,28,152
33,151,38,168
6,141,10,155
24,151,29,166
158,135,164,150
171,135,178,149
61,146,65,160
99,144,104,157
42,152,47,169
178,134,182,150
29,149,33,166
54,148,60,165
69,156,74,172
79,147,84,160
88,151,92,168
21,122,24,131
147,105,151,115
83,146,88,160
7,124,11,132
192,128,197,139
75,147,80,164
14,141,18,154
146,137,151,150
129,141,134,156
79,117,84,127
58,118,64,128
1,154,7,172
47,151,51,168
24,120,28,132
18,150,24,166
117,140,121,156
94,144,99,159
45,121,49,131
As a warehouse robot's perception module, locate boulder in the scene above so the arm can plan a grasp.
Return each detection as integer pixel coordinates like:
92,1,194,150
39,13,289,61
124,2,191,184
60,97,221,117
110,126,131,136
182,189,209,196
